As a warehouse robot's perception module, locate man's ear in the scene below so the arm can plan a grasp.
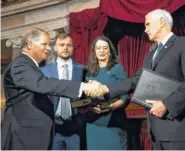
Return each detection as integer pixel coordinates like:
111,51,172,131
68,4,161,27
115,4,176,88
160,17,165,28
27,40,32,50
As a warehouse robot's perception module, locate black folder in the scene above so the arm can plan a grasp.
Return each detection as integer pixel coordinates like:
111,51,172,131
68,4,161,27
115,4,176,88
132,68,181,111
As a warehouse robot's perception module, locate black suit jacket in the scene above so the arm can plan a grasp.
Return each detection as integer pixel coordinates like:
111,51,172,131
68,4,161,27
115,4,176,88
108,35,185,141
1,54,81,150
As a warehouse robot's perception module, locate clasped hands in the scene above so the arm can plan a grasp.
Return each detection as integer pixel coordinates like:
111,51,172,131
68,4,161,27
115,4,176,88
83,80,109,97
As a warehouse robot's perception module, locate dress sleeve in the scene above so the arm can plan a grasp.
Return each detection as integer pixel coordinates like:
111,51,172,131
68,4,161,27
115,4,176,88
114,64,130,105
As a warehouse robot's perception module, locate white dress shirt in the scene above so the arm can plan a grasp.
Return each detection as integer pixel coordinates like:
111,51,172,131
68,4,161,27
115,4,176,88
153,32,174,61
160,32,173,46
56,57,73,80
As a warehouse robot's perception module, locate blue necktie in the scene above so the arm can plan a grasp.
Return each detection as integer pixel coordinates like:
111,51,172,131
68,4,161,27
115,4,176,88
60,64,72,119
152,43,163,63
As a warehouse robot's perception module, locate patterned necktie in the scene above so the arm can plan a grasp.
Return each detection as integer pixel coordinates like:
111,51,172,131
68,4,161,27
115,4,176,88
60,64,72,119
152,43,163,63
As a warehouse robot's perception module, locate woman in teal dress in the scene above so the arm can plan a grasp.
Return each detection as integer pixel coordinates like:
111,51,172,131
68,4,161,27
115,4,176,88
85,36,129,150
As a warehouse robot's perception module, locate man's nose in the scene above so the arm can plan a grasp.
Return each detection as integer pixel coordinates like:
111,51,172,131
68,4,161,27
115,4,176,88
46,45,51,51
64,44,68,49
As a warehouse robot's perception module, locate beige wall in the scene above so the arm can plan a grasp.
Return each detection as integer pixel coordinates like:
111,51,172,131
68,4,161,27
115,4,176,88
1,0,100,40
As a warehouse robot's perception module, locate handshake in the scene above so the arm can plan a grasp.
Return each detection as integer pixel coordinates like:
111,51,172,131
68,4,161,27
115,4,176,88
82,80,109,97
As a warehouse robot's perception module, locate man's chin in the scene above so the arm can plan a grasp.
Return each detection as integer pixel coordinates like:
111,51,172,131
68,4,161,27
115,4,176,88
148,36,154,41
43,55,48,60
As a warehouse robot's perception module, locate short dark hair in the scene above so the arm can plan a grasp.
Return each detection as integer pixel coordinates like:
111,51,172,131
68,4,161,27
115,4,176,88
56,33,72,41
87,36,118,77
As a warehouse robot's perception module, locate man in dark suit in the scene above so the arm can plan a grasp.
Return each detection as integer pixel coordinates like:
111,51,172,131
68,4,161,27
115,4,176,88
1,27,107,150
41,33,86,150
99,9,185,150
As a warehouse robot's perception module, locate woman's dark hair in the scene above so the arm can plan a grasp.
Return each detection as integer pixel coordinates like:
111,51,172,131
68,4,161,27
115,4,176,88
87,36,118,77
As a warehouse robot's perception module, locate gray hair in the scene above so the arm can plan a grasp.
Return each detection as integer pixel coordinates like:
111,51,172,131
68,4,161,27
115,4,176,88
22,27,49,48
147,9,173,29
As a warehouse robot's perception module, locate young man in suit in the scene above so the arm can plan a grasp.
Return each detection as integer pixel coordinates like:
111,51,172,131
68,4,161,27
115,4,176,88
41,33,86,150
1,27,108,150
102,9,185,150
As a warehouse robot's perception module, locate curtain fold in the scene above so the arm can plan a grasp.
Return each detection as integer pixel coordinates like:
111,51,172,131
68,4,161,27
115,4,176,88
69,7,108,64
119,34,150,77
100,0,185,23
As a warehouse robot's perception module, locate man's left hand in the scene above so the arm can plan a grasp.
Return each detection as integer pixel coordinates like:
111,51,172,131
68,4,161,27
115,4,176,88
145,100,167,118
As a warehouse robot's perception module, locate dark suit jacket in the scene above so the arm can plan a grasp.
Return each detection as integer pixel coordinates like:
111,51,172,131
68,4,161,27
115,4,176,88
108,35,185,141
40,62,86,113
1,54,81,150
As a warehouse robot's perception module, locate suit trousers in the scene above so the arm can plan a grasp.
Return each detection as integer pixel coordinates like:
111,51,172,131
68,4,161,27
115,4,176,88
52,118,80,150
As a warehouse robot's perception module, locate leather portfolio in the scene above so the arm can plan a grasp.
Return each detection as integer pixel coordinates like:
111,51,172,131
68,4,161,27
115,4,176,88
71,97,117,109
132,68,181,110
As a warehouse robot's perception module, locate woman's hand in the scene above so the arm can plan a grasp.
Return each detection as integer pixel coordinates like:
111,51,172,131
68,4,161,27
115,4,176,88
92,104,112,114
109,99,124,110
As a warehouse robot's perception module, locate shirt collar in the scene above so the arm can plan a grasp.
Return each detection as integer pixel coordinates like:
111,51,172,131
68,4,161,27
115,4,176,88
160,32,173,46
56,57,72,67
22,52,39,67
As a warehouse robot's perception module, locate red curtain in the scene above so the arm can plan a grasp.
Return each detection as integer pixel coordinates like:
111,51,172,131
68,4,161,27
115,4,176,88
119,34,150,118
119,34,150,77
69,7,108,64
100,0,185,23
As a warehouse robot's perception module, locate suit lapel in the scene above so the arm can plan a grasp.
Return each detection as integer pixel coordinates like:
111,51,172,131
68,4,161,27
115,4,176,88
22,54,54,106
152,35,176,70
72,64,83,81
148,51,155,70
50,63,60,112
22,54,41,73
50,63,58,79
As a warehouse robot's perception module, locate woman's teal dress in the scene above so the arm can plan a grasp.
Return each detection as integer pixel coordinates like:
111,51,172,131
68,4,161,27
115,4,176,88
86,64,129,150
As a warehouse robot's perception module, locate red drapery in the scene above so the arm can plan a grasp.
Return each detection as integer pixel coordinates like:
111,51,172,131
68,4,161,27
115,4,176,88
100,0,185,23
69,7,108,64
119,34,150,77
119,34,150,118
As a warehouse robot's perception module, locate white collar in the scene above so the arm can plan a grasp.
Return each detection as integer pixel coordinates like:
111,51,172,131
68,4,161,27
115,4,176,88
56,57,72,67
160,32,173,46
22,52,39,67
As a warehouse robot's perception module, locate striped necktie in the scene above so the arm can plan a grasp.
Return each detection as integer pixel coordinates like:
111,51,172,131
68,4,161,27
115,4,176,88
152,43,163,63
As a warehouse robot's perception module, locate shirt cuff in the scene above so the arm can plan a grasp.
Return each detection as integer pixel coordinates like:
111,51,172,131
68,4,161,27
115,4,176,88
78,82,84,98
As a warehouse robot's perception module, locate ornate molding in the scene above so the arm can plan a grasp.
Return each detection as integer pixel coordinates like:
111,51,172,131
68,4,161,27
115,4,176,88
1,0,69,17
6,36,23,48
48,30,59,41
1,0,100,40
1,16,68,40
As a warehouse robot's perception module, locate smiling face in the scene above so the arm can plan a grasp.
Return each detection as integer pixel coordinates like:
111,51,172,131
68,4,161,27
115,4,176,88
55,36,73,60
95,39,110,63
27,33,51,63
